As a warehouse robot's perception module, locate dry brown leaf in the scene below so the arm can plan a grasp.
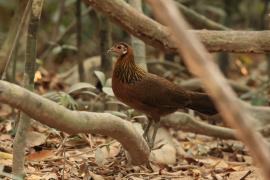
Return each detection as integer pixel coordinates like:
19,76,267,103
228,170,253,179
0,151,12,159
26,131,47,147
0,104,12,117
0,158,12,166
95,147,106,166
27,150,55,161
26,174,43,180
100,142,121,158
40,173,58,180
215,160,229,169
89,171,105,180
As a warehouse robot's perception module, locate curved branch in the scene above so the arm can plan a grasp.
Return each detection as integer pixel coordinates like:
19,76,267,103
162,112,236,139
180,78,251,93
0,80,149,165
86,0,270,53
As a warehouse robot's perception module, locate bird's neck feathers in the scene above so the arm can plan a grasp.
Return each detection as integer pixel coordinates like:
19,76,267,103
113,47,146,84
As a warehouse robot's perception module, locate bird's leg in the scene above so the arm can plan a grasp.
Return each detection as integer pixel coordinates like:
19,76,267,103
149,120,160,149
143,117,153,142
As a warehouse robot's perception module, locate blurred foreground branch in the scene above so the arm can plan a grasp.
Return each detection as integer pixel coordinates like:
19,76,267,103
147,0,270,179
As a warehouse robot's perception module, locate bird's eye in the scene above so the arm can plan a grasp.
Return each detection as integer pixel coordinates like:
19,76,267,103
117,46,121,49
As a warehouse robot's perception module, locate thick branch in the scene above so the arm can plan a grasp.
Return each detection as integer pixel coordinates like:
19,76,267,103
86,0,270,53
0,80,149,165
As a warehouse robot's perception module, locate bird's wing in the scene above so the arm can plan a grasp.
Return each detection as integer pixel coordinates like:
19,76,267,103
128,73,190,109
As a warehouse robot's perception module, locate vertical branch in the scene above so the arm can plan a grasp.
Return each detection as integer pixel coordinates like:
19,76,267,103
261,0,269,29
76,0,85,81
129,0,148,71
218,0,233,75
0,0,31,79
148,0,270,179
13,0,44,177
99,14,112,76
52,0,66,39
11,44,19,83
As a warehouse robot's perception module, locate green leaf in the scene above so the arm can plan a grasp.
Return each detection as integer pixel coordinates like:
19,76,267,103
43,91,78,110
61,44,77,51
106,111,128,119
251,94,268,106
42,91,66,102
67,82,96,94
59,94,78,110
95,147,106,166
105,78,112,87
106,100,128,107
52,45,62,55
94,71,106,86
73,90,98,98
102,87,114,96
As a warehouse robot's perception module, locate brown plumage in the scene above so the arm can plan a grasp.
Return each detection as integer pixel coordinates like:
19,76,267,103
108,42,217,148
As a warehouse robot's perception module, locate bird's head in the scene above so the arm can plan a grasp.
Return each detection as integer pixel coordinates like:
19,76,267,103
107,42,130,58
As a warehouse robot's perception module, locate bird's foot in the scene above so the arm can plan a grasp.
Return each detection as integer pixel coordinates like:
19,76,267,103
143,131,149,142
142,133,155,150
148,140,154,150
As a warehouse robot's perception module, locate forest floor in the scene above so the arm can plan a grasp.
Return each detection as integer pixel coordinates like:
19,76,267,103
0,115,262,180
0,55,267,179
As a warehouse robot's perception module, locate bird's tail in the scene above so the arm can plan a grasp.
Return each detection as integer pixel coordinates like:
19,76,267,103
186,91,217,115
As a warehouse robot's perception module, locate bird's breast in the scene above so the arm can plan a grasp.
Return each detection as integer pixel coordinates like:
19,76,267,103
112,76,131,102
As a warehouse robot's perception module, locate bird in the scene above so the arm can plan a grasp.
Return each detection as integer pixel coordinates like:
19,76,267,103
108,42,217,149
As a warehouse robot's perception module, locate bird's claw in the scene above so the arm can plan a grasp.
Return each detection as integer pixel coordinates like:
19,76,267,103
142,132,155,150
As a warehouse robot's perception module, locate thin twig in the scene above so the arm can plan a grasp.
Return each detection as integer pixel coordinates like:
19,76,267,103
76,0,85,81
240,170,253,180
1,0,31,80
62,146,66,180
48,140,117,161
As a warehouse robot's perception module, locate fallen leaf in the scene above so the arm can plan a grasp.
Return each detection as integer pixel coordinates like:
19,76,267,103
0,104,12,117
89,171,105,180
0,151,12,159
27,150,55,161
26,131,47,147
149,128,176,165
95,147,106,166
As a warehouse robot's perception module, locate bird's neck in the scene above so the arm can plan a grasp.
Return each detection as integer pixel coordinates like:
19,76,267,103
113,51,146,84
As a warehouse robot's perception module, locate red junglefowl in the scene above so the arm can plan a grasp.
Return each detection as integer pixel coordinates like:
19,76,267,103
108,42,217,149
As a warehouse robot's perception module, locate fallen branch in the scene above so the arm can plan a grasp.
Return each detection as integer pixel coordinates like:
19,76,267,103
0,80,149,165
180,78,251,93
86,0,270,53
162,112,236,139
